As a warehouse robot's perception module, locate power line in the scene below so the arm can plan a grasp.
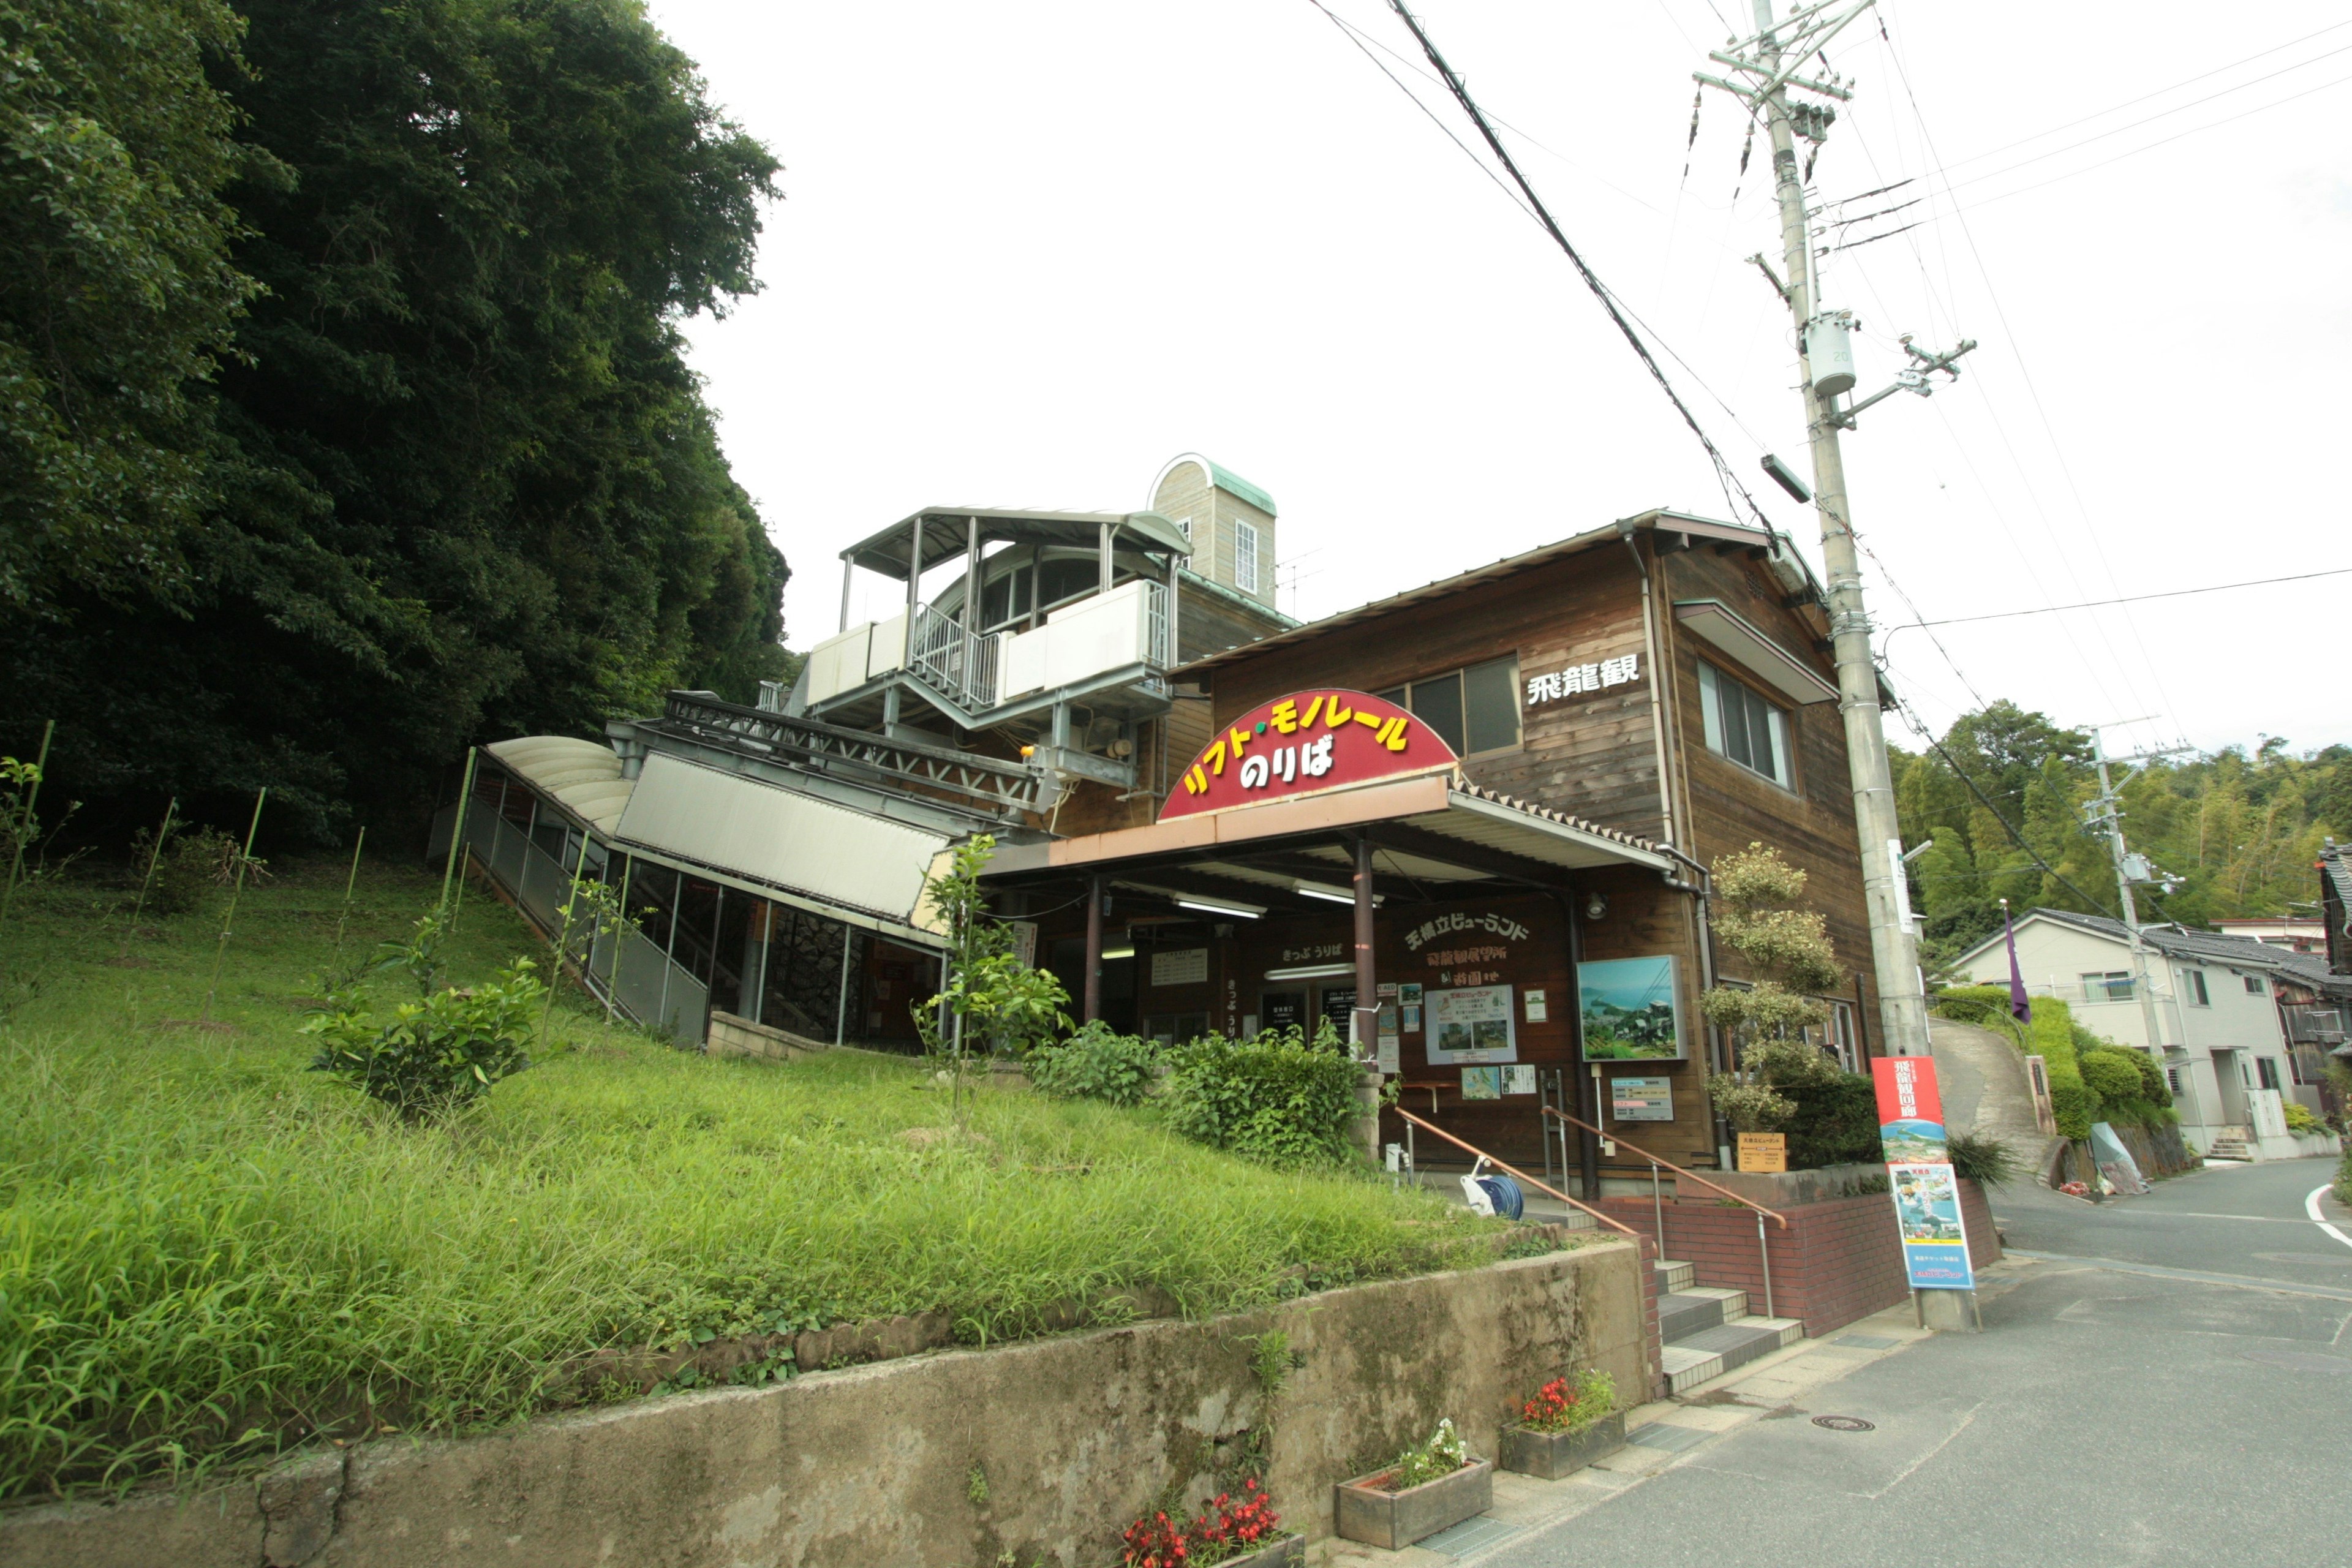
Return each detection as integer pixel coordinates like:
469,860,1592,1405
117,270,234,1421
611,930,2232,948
1884,566,2352,638
1359,0,1784,544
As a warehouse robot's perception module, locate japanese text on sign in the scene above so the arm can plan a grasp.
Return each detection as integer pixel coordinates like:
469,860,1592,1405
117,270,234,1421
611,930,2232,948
1281,944,1344,964
1525,654,1640,707
1403,913,1531,952
1161,691,1457,822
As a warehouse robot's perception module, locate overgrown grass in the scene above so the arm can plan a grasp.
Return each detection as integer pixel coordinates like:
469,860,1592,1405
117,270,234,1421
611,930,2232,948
0,860,1508,1501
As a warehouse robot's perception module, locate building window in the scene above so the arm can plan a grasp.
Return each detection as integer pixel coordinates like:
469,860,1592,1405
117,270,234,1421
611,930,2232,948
1037,554,1102,608
1697,659,1791,786
2082,971,2134,1001
2256,1057,2283,1091
2242,973,2266,995
2165,1065,2184,1096
1234,520,1259,594
2180,968,2209,1006
1376,655,1521,756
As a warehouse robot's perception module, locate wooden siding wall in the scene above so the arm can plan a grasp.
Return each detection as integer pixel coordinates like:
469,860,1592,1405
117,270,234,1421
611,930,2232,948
1656,543,1879,1042
1205,549,1669,841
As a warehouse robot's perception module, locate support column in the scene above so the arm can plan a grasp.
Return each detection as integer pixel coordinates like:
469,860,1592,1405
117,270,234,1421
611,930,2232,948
905,514,922,666
1352,833,1379,1056
835,922,853,1046
963,515,981,624
1084,875,1104,1025
1166,551,1182,668
839,557,853,634
1098,521,1114,594
1564,884,1601,1201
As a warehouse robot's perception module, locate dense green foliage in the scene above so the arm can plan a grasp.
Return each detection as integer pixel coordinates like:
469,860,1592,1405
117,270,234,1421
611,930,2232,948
0,861,1499,1498
1162,1024,1367,1167
1895,703,2352,967
0,0,255,614
1929,986,2170,1139
1777,1071,1882,1169
1027,1020,1161,1107
304,914,545,1119
1,0,788,839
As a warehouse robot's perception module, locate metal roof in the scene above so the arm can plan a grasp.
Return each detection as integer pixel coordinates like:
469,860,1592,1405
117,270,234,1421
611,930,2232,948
839,507,1192,581
1962,907,2352,998
1208,461,1278,518
484,736,632,835
1172,510,1797,679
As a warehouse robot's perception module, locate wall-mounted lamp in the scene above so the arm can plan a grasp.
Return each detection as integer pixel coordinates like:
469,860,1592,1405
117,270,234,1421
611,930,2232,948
1583,891,1609,921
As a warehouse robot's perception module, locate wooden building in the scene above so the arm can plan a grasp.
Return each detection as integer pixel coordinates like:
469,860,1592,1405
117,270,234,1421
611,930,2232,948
979,510,1883,1192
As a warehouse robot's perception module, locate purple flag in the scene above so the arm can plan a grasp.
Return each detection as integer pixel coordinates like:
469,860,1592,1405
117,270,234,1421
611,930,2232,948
2003,906,2032,1023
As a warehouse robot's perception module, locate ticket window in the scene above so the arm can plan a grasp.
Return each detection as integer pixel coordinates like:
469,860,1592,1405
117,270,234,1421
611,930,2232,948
1261,991,1308,1039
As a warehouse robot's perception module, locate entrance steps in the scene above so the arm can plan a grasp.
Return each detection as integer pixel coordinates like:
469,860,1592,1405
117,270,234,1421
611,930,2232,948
1653,1260,1803,1395
2206,1136,2252,1161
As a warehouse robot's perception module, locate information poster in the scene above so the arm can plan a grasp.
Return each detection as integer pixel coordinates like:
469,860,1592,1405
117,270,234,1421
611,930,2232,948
1736,1132,1787,1173
1525,988,1548,1023
1574,955,1686,1060
1502,1064,1537,1096
1317,987,1357,1039
1262,992,1306,1035
1610,1076,1673,1121
1461,1066,1502,1100
1427,985,1518,1063
1871,1057,1975,1290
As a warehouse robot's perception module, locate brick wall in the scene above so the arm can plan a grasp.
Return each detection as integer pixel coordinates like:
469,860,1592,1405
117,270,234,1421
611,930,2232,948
1597,1180,2002,1339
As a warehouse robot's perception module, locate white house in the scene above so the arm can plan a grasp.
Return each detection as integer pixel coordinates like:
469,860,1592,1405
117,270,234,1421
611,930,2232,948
1948,909,2320,1159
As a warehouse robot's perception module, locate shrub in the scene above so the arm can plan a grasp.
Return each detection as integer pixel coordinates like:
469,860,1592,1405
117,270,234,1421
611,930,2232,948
1779,1073,1882,1168
2078,1049,2145,1107
1162,1024,1364,1167
135,826,262,916
2282,1099,2321,1134
1517,1368,1615,1434
1947,1130,2020,1185
304,919,545,1121
1027,1022,1160,1107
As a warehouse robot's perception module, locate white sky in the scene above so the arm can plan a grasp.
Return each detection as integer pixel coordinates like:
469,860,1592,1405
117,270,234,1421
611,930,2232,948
649,0,2352,759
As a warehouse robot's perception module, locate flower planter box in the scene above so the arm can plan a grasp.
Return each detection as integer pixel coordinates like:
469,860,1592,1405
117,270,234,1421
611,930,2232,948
1210,1533,1306,1567
1497,1412,1626,1480
1333,1458,1493,1550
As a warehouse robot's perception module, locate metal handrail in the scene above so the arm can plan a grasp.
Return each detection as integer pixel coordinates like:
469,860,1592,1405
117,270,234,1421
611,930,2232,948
1390,1106,1640,1241
1543,1106,1782,1321
1541,1107,1789,1226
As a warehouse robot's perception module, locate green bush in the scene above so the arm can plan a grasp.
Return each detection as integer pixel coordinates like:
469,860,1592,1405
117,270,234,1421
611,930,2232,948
2282,1099,2321,1134
133,827,255,916
304,921,545,1121
1163,1025,1365,1167
1027,1022,1160,1107
1778,1073,1882,1168
2077,1049,2144,1106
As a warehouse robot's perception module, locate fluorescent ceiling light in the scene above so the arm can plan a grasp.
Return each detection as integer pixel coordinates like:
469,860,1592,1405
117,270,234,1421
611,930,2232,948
1295,880,1381,907
1100,946,1136,960
1266,962,1355,981
1175,895,1264,920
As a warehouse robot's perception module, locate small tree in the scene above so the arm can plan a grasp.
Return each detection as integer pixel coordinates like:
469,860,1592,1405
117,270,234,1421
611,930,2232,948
304,910,545,1121
1702,843,1846,1133
916,835,1071,1117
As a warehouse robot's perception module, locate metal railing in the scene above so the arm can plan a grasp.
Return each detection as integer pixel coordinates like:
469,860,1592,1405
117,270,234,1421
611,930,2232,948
1141,579,1171,669
656,692,1046,820
909,604,1002,709
1543,1107,1786,1320
459,803,707,1046
1389,1106,1641,1240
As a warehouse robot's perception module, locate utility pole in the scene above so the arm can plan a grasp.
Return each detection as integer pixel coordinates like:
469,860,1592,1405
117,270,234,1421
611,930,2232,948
1696,0,1974,1058
2086,724,2190,1064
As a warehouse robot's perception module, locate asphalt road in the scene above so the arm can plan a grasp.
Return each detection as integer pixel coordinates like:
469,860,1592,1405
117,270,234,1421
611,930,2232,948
1483,1156,2352,1568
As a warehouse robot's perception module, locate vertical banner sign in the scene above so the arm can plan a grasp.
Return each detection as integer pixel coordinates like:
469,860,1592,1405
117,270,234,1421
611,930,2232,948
1871,1056,1975,1291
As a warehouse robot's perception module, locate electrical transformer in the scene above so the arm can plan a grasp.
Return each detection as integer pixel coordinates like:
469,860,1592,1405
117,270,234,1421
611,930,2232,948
1804,310,1857,398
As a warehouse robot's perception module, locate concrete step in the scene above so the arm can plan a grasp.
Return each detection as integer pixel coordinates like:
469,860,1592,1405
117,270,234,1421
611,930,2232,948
1657,1287,1749,1342
1659,1317,1805,1395
1653,1259,1695,1293
2207,1138,2252,1161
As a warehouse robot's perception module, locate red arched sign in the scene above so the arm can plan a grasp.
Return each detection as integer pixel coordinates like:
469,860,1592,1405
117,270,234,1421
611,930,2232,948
1158,690,1459,822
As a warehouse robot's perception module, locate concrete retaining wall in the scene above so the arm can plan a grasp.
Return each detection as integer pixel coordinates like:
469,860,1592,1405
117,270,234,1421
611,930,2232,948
3,1242,1647,1568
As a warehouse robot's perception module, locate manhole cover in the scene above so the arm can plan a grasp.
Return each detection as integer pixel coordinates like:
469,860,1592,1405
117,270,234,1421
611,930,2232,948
1812,1415,1875,1432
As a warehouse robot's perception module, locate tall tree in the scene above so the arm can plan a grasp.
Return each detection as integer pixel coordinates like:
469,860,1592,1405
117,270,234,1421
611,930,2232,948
1,0,786,839
0,0,255,612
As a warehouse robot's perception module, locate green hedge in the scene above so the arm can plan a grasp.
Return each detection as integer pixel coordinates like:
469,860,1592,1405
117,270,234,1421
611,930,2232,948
1162,1029,1365,1167
1930,987,2173,1140
1779,1075,1883,1168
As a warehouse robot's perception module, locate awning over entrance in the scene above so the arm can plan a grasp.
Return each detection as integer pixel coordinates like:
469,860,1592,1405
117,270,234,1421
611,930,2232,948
979,771,1672,914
